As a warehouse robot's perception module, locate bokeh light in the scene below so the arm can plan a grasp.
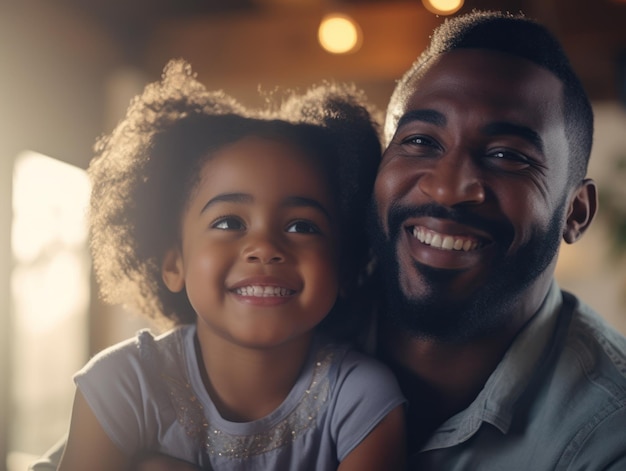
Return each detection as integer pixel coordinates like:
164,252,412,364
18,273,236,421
422,0,464,15
318,13,362,54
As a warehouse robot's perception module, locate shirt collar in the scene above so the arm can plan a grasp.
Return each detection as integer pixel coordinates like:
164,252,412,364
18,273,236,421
421,281,563,451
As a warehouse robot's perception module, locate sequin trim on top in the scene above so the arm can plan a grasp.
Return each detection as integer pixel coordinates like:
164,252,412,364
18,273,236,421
163,344,335,460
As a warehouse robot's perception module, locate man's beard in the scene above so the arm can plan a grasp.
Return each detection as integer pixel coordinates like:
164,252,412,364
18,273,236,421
369,199,566,343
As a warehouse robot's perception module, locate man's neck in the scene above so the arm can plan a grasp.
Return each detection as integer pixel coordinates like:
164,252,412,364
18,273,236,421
394,331,506,401
379,276,555,450
379,323,516,447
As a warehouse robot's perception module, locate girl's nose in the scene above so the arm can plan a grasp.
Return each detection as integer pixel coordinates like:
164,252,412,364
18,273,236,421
243,234,285,264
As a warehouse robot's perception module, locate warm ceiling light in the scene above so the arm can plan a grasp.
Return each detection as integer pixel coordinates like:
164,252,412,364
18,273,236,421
318,13,362,54
422,0,464,15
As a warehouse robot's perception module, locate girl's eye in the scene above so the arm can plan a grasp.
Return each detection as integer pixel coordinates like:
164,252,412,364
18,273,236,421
212,217,245,231
286,220,320,234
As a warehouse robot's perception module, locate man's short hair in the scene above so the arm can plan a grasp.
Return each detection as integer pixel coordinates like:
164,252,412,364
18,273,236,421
386,10,594,185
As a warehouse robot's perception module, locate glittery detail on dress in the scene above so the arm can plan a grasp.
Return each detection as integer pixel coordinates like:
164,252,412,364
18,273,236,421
163,344,334,460
164,374,210,439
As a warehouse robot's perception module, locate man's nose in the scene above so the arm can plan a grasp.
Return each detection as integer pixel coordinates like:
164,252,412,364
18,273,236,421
417,155,485,207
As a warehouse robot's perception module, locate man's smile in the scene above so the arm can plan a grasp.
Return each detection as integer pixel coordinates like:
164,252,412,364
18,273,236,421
409,225,483,252
395,216,501,272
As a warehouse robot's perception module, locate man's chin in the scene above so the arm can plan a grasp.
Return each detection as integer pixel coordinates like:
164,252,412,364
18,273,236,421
388,255,520,343
384,289,501,343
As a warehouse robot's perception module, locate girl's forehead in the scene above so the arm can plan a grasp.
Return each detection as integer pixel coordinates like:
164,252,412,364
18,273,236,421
195,135,335,201
206,135,329,177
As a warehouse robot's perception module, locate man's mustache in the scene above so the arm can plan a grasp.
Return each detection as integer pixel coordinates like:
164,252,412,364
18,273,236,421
386,202,514,246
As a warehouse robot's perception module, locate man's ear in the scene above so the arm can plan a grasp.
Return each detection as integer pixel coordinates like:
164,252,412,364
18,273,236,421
563,178,598,244
162,247,185,293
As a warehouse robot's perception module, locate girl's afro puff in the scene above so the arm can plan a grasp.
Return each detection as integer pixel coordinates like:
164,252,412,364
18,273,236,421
89,59,382,335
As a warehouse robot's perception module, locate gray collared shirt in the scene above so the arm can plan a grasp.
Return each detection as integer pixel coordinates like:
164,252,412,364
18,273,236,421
412,281,626,470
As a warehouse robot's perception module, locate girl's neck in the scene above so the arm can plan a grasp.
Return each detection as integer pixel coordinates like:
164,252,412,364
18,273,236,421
194,327,315,422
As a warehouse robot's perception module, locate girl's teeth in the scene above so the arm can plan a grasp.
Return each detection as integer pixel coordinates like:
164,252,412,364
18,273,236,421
235,286,292,296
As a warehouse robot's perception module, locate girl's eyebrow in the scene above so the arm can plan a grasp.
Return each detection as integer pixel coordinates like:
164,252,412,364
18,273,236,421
200,193,252,214
200,193,332,220
284,196,332,221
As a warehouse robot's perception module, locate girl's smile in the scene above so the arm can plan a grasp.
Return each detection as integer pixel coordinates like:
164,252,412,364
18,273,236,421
162,135,340,350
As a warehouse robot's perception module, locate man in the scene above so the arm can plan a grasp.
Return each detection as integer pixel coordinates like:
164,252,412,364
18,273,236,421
31,10,626,471
371,9,626,470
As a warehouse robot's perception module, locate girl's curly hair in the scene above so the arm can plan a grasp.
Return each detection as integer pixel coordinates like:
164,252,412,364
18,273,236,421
88,59,382,341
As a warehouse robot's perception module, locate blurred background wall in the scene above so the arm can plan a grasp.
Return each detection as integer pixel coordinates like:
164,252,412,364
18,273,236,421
2,0,626,469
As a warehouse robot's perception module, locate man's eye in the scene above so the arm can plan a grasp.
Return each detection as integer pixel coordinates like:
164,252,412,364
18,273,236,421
286,220,319,234
486,150,532,169
403,135,438,148
397,135,442,157
212,217,245,231
490,150,525,161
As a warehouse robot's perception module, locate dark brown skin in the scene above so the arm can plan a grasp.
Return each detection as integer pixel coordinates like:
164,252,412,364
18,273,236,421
374,49,597,450
60,137,406,471
130,49,599,468
131,48,599,468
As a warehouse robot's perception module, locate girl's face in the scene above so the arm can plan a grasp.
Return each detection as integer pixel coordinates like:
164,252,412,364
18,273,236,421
162,135,340,350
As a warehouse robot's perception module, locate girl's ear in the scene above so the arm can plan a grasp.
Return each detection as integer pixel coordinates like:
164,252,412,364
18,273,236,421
162,247,185,293
563,178,598,244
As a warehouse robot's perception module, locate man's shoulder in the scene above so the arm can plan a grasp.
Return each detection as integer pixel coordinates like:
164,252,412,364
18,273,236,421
565,292,626,389
545,292,626,456
412,291,626,470
548,293,626,469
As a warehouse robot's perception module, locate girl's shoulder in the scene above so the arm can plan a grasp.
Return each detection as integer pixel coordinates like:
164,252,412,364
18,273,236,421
76,325,195,386
314,340,406,462
71,325,198,454
314,338,396,385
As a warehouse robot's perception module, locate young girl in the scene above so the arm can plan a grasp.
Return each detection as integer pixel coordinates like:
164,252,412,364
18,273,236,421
57,60,406,471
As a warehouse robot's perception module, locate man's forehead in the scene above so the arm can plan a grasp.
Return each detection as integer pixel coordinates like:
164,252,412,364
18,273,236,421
385,49,564,142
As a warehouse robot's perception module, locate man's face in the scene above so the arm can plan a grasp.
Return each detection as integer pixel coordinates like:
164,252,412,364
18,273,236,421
373,49,572,342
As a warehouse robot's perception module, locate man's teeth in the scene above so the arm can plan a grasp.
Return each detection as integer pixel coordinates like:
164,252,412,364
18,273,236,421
412,227,479,251
234,286,293,297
